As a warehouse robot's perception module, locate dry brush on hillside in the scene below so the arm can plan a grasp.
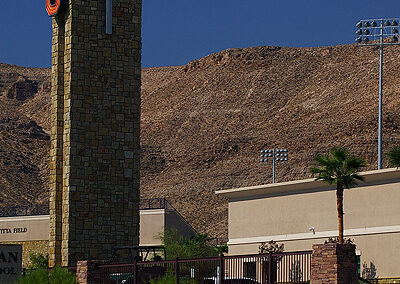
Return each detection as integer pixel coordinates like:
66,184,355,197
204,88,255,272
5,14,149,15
1,44,400,237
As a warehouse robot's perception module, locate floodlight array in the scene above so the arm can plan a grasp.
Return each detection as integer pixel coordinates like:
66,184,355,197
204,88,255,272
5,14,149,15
259,148,289,183
260,149,288,162
355,18,400,45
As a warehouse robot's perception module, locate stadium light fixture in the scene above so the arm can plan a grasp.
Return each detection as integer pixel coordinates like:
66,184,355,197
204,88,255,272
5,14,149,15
260,148,288,183
355,18,400,170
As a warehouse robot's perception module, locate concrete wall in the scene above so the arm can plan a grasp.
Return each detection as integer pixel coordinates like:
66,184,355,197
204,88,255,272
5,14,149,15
217,168,400,278
0,216,49,242
0,209,196,266
139,210,164,245
165,209,197,240
139,209,196,245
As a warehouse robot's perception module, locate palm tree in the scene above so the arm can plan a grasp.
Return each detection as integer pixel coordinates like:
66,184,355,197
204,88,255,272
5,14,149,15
310,147,366,244
386,146,400,167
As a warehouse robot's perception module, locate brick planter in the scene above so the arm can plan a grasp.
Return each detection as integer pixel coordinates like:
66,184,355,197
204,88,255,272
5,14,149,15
311,243,358,284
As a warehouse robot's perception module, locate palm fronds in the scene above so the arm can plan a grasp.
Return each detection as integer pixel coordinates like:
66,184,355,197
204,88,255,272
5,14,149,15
386,146,400,168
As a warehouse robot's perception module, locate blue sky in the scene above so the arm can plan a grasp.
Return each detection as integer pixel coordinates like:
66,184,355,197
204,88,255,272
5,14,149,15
0,0,398,68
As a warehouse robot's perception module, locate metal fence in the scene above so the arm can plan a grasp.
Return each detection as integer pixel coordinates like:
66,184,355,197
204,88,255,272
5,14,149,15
139,198,175,210
0,198,174,217
96,251,311,284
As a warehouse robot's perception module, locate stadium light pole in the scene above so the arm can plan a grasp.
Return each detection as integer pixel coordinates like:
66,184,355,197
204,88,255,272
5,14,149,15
260,149,288,183
355,18,400,170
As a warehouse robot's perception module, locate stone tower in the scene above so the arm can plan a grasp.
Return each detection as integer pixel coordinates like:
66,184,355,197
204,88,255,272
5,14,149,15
48,0,142,267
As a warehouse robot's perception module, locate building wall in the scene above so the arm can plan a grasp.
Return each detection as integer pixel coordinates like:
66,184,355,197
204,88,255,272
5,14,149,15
0,209,196,266
49,0,142,267
165,209,197,241
139,210,165,245
0,216,49,242
219,169,400,278
139,209,197,245
229,180,400,239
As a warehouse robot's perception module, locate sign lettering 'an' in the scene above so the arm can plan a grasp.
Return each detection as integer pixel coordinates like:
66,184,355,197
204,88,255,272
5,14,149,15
0,245,21,283
46,0,66,17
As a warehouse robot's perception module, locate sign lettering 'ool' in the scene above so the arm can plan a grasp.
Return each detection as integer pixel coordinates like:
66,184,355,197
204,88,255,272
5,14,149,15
46,0,66,16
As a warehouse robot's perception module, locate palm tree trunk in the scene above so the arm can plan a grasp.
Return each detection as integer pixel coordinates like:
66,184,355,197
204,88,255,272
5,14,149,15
336,183,344,244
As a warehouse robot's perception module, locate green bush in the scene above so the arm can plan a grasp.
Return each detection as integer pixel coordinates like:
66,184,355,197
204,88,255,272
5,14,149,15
27,253,49,270
15,266,77,284
15,268,48,284
160,229,226,260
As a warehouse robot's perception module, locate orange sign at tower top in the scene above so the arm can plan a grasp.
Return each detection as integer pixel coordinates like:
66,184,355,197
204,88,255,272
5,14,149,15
46,0,66,16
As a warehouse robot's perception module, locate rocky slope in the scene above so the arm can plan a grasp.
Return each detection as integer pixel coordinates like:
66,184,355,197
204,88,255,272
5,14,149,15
1,44,400,237
0,63,50,207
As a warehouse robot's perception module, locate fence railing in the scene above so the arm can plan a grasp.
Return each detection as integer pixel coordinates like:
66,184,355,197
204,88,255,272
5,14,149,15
139,198,175,210
0,198,174,217
96,251,312,284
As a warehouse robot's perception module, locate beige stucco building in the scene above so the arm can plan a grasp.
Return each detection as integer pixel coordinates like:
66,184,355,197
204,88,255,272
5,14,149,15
0,200,195,266
216,168,400,278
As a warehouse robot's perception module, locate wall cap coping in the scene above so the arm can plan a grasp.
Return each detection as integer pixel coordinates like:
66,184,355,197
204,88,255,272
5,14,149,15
0,215,50,222
216,168,400,200
139,209,166,215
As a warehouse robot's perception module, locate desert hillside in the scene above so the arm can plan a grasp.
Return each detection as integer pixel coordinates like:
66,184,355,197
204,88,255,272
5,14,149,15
1,44,400,237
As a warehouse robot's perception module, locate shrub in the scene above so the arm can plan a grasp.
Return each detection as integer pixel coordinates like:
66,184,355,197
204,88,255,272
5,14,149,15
386,145,400,167
15,266,77,284
27,253,49,270
15,268,48,284
160,229,226,260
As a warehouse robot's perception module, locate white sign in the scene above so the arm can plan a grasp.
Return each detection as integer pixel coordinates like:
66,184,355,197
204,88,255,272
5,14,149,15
0,245,22,283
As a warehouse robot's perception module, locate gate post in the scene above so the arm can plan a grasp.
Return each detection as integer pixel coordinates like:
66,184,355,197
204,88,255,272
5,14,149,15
175,257,180,284
133,260,138,284
219,254,225,284
311,243,358,284
267,252,272,284
76,260,104,284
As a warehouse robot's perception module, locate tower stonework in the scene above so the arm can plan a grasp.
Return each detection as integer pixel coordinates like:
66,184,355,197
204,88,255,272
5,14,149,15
49,0,142,267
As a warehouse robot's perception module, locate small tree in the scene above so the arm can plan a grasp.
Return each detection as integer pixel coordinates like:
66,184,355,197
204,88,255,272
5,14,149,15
386,145,400,167
310,147,366,244
213,244,228,255
159,230,220,259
